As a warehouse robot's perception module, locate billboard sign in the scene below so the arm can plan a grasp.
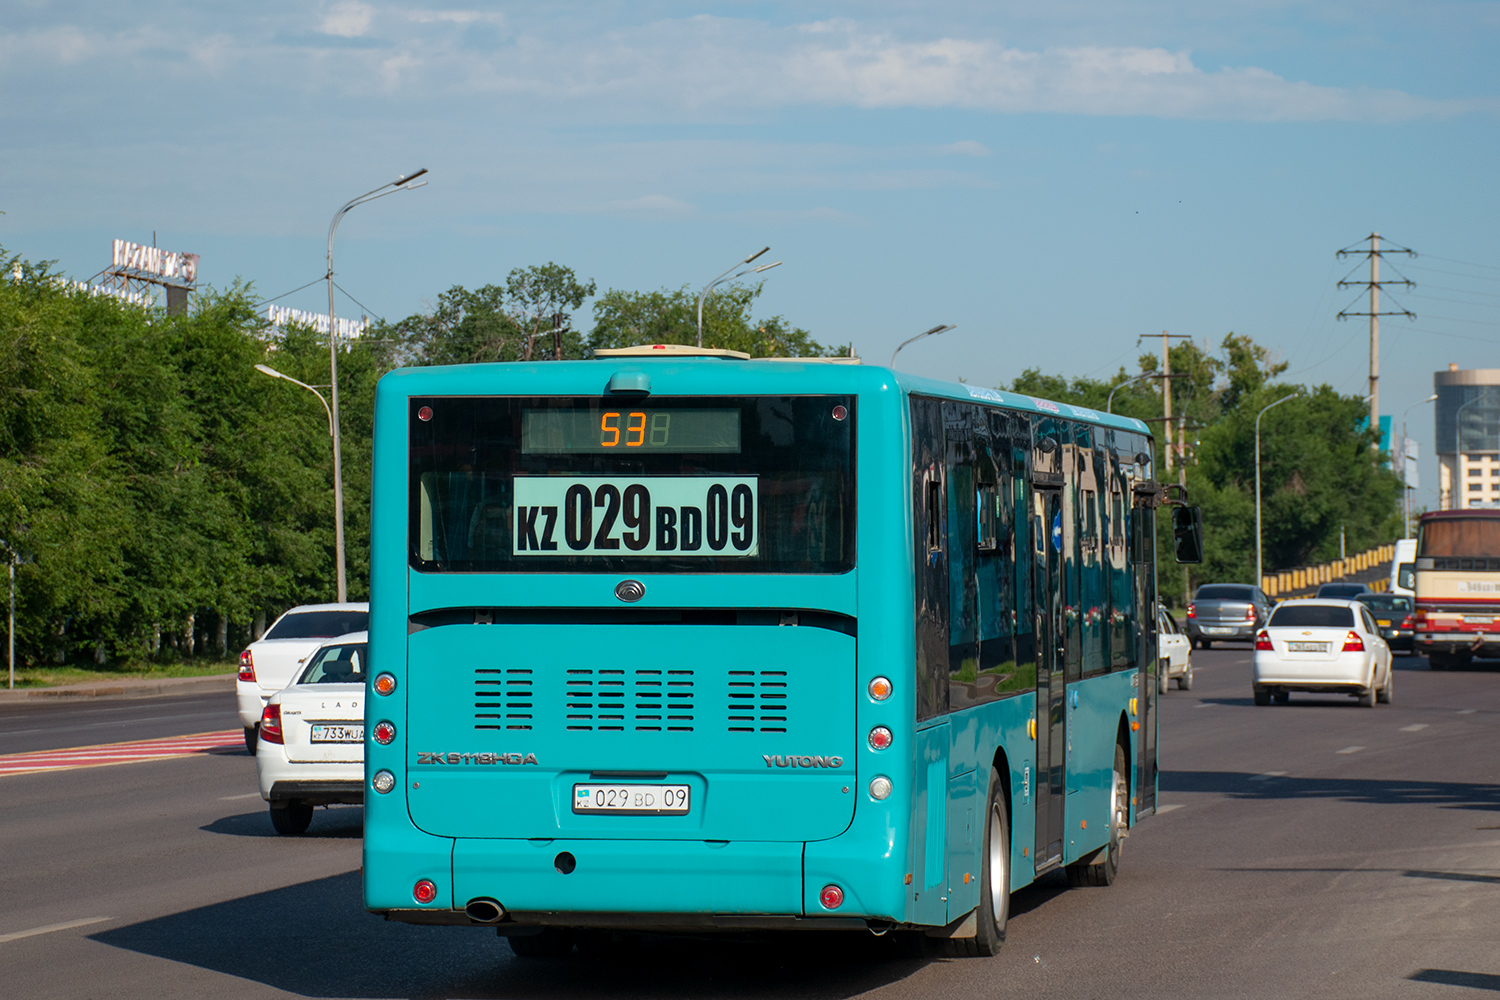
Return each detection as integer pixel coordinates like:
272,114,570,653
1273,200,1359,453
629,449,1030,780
266,304,369,340
111,240,199,285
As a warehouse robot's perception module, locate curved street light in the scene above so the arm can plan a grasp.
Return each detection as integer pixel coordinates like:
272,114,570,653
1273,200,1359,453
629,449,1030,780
324,168,428,602
1451,390,1496,510
1256,391,1301,586
254,364,333,436
890,324,954,369
696,248,781,347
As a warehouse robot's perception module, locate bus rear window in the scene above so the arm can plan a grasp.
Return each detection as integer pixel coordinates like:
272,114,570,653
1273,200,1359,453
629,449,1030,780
410,395,855,574
1419,518,1500,558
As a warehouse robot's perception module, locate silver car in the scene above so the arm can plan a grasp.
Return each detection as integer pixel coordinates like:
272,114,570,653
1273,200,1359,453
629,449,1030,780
1185,584,1272,648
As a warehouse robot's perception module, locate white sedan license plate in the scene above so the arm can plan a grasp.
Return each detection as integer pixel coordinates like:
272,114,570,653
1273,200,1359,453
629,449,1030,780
1201,627,1236,635
310,724,364,743
572,783,690,815
1287,641,1328,653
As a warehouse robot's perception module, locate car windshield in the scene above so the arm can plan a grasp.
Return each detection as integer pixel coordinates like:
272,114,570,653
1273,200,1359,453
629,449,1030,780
1358,595,1412,612
1268,605,1354,628
299,643,367,684
264,610,369,640
1195,585,1254,600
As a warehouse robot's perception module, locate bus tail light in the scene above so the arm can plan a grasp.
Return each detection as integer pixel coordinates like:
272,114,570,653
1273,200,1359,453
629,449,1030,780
238,650,255,682
259,704,283,744
373,721,397,745
413,879,438,904
1254,630,1273,651
1341,630,1365,652
868,776,892,800
819,884,844,909
868,727,892,751
372,770,396,794
374,672,397,696
868,676,892,701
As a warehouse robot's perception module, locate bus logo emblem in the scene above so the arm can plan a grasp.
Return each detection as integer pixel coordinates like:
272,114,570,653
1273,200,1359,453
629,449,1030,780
763,755,844,769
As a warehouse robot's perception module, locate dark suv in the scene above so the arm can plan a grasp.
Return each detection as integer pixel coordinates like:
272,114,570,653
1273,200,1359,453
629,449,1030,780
1355,593,1415,653
1186,583,1272,648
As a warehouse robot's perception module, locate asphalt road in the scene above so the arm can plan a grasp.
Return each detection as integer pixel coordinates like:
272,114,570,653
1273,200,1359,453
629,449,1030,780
3,648,1499,999
0,691,240,756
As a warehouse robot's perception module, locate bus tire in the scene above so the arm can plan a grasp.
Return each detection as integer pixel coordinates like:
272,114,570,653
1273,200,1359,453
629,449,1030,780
942,766,1009,957
1065,745,1126,888
269,800,313,835
507,928,574,958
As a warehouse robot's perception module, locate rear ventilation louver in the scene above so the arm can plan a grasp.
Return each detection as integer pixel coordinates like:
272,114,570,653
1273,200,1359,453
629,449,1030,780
474,668,533,730
563,668,695,732
727,670,788,733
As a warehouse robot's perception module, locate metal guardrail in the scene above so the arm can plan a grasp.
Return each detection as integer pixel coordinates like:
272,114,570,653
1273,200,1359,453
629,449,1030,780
1261,543,1395,600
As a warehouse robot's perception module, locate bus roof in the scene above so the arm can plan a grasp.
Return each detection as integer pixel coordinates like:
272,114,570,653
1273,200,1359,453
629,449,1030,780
1418,509,1500,520
379,356,1154,438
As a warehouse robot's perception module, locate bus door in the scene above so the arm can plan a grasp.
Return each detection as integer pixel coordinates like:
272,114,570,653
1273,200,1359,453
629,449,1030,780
1131,497,1159,814
1032,485,1067,871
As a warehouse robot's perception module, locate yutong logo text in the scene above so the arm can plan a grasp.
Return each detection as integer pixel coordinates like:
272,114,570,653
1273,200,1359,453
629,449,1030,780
764,754,843,768
416,752,539,765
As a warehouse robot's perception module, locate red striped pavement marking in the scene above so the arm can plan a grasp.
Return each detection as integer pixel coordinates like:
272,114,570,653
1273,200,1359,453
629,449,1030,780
0,730,244,778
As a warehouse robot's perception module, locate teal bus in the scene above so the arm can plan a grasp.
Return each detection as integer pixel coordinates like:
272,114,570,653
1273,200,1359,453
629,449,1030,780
362,346,1198,956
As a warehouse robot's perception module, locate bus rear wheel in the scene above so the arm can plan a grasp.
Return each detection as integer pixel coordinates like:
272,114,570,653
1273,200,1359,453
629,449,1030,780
942,766,1009,957
1065,745,1126,888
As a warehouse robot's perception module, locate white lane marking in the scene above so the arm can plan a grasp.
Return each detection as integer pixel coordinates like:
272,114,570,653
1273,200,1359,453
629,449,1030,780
1194,703,1218,709
1336,746,1365,754
219,792,260,801
0,917,111,944
1249,771,1287,781
1458,709,1478,715
1155,804,1183,814
1400,724,1429,732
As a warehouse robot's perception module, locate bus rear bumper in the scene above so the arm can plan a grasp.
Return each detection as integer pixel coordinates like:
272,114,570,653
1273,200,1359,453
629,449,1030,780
451,838,805,918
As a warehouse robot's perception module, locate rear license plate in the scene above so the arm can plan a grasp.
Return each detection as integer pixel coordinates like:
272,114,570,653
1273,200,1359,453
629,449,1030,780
1201,627,1236,635
310,724,364,743
572,783,690,815
1287,642,1328,652
1376,619,1391,627
1464,615,1493,624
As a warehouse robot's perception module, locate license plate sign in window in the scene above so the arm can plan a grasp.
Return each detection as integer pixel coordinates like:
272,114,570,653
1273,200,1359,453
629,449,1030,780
310,724,364,743
513,477,758,557
1287,641,1327,653
572,783,691,815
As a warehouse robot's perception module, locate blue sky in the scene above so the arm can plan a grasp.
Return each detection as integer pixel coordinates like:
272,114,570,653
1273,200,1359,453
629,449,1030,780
5,1,1499,510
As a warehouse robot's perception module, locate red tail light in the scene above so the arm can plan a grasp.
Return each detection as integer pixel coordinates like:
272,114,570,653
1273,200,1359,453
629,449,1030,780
1400,614,1414,630
1245,605,1257,622
259,703,284,744
1255,630,1273,651
1186,603,1196,619
1341,630,1365,652
238,650,255,683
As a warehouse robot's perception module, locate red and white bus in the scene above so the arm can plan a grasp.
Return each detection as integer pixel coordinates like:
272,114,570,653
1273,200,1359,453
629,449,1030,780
1413,510,1500,669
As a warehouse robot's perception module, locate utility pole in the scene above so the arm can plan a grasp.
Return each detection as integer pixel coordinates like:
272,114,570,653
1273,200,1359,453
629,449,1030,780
1338,234,1415,449
1154,332,1192,473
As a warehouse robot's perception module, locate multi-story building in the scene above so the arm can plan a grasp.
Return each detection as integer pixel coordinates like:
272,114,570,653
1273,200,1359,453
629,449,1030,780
1436,364,1500,509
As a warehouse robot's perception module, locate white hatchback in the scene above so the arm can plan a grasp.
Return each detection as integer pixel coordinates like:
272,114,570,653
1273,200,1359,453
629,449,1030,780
236,603,369,752
1252,599,1393,707
255,632,367,835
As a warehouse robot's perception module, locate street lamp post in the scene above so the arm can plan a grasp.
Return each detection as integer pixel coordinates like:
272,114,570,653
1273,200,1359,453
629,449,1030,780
890,325,955,369
1399,394,1438,532
1256,391,1301,587
324,169,428,602
1451,390,1495,511
254,364,333,434
696,248,781,347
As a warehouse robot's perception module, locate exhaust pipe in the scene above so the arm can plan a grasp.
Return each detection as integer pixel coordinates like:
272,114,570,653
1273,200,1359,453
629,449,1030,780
465,898,505,924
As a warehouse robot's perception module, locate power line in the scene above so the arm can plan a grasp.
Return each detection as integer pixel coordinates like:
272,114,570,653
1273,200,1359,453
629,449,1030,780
1336,233,1416,439
332,280,384,324
253,276,327,309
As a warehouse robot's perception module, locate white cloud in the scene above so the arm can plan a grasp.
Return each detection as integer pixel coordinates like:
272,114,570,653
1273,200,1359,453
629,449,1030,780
599,194,697,215
321,1,374,38
939,140,991,157
407,9,504,27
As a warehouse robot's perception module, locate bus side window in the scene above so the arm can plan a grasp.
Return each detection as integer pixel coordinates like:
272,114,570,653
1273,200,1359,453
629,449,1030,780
926,481,942,551
977,482,999,551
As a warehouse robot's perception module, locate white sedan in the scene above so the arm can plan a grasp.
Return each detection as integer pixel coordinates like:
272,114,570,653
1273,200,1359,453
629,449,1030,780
255,632,368,835
236,602,369,753
1157,605,1193,692
1252,600,1393,707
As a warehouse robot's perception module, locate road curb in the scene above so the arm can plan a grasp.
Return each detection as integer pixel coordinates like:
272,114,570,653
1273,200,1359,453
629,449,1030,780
0,673,236,704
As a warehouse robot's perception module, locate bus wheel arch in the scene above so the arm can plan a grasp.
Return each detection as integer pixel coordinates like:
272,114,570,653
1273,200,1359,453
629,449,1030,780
940,761,1010,957
1065,731,1129,888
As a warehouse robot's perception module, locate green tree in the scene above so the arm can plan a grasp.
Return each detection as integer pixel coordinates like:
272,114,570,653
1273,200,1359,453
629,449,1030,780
589,282,847,358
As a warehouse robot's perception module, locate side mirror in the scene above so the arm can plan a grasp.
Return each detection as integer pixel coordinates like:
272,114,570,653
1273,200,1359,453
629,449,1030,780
1172,505,1204,564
